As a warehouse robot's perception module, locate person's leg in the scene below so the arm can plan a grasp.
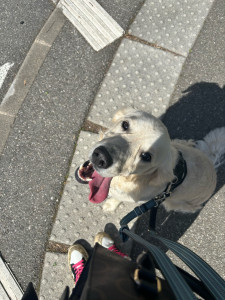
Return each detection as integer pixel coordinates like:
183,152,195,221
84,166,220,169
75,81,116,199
66,244,91,300
68,244,89,285
94,232,128,258
21,282,38,300
66,233,129,300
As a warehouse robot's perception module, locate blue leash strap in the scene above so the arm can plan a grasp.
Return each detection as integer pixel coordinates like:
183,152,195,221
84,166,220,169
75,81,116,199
119,189,171,241
119,198,159,242
149,206,158,231
150,233,225,300
120,199,157,226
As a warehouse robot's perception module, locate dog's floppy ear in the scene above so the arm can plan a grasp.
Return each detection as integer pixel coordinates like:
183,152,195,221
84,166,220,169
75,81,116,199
112,107,136,123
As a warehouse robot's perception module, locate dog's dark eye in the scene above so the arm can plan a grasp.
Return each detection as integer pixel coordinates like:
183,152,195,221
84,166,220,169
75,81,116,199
121,121,129,131
140,152,151,162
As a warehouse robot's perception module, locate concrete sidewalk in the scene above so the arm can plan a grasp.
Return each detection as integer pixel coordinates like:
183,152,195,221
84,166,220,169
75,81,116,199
0,0,225,299
39,0,225,299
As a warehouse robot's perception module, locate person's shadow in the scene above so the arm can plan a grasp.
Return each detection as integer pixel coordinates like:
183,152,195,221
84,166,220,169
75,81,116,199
129,81,225,258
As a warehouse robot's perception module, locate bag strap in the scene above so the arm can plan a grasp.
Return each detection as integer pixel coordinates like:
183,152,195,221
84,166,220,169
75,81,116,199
174,265,214,300
122,228,197,300
150,233,225,300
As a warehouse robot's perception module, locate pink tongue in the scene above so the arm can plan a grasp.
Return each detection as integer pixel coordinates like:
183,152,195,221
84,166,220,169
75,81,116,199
89,170,112,203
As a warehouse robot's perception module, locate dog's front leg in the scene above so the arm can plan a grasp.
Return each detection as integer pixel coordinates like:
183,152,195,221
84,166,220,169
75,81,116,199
102,198,121,212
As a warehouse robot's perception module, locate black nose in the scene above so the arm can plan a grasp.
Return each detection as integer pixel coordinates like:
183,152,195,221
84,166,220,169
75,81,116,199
92,146,113,169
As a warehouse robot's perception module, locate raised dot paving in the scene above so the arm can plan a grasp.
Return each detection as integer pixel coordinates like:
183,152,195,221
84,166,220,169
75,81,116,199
129,0,214,56
39,252,74,300
88,39,185,127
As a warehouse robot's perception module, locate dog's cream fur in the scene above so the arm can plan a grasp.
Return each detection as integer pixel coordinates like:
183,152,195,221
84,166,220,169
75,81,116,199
90,108,225,213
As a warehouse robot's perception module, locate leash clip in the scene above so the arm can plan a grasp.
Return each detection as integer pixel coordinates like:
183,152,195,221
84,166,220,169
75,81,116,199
154,193,168,207
154,178,177,207
165,176,178,193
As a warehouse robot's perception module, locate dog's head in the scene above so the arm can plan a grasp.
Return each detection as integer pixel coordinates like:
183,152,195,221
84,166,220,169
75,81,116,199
90,108,175,184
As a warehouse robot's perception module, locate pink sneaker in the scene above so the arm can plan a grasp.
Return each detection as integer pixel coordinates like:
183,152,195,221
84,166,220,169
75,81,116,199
94,232,128,258
68,244,89,285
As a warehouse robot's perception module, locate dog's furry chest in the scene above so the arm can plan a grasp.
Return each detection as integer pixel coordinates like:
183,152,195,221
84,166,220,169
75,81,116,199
110,176,167,203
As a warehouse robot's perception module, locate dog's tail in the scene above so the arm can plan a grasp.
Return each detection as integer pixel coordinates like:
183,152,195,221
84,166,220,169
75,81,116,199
196,127,225,168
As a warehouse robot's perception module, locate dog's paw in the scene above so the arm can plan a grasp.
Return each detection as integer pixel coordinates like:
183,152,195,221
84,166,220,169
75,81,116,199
103,199,121,212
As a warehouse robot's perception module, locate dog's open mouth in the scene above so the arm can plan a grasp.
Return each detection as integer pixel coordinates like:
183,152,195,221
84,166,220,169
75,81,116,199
75,160,112,203
75,160,94,183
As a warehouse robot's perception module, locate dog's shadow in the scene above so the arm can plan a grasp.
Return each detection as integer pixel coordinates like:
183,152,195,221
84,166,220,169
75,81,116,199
131,81,225,258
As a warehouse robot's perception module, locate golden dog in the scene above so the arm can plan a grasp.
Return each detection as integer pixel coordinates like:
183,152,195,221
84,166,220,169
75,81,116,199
87,108,225,213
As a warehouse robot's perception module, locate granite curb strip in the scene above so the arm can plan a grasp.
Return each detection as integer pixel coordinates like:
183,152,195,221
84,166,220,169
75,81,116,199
0,8,66,155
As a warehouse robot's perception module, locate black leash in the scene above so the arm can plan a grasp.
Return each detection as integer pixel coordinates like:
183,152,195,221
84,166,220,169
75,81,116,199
120,151,187,241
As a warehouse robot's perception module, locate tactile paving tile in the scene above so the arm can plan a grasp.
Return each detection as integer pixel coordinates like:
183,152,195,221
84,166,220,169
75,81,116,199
58,0,124,51
88,38,185,127
128,0,214,56
39,252,74,300
50,131,137,245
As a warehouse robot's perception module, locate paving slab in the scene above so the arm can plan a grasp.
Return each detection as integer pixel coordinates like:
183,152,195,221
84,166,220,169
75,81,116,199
162,0,225,141
88,39,185,126
0,255,23,300
0,284,9,300
170,184,225,279
39,252,74,300
128,0,214,56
